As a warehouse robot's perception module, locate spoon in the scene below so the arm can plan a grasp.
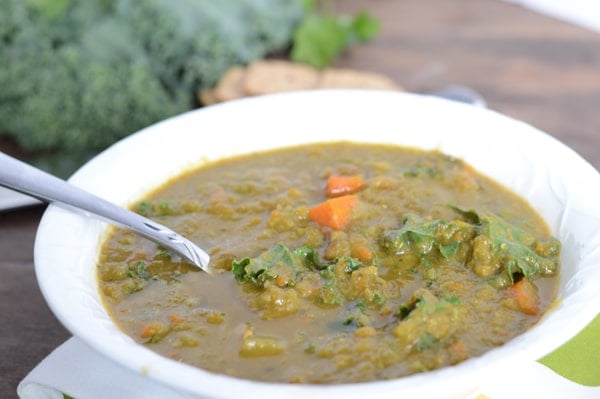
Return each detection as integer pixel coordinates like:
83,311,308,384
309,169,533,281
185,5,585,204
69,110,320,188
431,84,487,108
0,152,211,272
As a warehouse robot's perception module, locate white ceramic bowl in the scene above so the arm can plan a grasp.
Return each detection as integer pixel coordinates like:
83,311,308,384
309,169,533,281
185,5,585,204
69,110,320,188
34,90,600,399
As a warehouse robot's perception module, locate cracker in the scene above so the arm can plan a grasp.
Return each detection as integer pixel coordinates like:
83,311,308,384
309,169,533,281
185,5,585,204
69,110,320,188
198,88,219,106
318,68,402,90
243,60,320,95
213,66,247,102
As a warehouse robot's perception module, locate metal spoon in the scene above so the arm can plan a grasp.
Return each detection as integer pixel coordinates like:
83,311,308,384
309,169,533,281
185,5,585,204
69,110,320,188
0,152,210,272
431,84,487,108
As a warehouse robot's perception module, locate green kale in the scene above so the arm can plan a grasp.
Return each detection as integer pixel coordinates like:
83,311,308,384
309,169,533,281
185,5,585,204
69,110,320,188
383,209,560,286
382,214,475,258
415,332,440,352
0,0,303,161
461,209,560,285
334,299,370,330
290,1,380,68
127,261,150,280
135,200,180,217
393,289,464,351
232,245,365,292
397,289,459,320
232,245,326,288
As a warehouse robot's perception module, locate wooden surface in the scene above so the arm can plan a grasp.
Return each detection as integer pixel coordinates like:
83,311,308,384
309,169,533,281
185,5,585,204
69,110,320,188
2,0,600,397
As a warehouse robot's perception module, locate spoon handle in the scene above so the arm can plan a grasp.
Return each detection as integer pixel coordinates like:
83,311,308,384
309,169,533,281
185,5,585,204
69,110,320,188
0,152,210,271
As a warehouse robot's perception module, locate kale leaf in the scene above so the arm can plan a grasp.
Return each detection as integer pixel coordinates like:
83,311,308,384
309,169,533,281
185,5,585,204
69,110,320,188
232,245,327,288
465,209,560,285
382,209,560,286
382,214,475,259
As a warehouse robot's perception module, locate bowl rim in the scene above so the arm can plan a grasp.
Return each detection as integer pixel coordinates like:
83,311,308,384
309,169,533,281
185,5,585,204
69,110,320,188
34,89,600,398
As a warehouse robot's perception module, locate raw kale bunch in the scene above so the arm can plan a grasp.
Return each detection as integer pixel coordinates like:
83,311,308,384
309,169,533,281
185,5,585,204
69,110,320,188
0,0,303,155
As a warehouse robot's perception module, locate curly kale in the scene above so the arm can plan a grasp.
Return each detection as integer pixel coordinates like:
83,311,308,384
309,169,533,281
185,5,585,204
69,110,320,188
0,0,302,156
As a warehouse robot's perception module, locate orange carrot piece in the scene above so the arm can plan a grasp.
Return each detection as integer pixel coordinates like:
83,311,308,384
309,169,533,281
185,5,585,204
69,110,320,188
449,340,466,355
169,314,184,324
325,175,365,197
507,279,539,315
275,275,287,287
140,322,163,338
351,243,374,263
308,195,357,230
448,340,468,362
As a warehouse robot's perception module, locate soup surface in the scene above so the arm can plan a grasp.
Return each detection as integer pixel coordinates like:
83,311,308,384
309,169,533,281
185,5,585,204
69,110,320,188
97,142,560,383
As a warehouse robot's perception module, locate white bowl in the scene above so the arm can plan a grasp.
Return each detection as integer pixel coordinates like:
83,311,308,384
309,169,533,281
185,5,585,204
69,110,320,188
34,90,600,399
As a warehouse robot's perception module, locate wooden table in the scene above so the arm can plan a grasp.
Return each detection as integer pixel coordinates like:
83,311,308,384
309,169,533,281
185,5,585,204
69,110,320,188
2,0,600,397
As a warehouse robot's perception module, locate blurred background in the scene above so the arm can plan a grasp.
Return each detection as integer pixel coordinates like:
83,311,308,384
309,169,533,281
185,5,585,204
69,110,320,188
2,0,600,175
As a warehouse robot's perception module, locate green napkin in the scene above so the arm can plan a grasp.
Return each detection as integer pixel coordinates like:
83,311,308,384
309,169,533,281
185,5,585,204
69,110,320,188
539,313,600,386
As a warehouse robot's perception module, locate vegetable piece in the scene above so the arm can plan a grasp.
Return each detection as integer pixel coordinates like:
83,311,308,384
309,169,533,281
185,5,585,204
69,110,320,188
325,175,365,197
127,261,150,280
415,332,440,351
382,214,475,258
448,340,467,361
135,200,180,217
354,326,377,337
455,207,561,285
256,284,301,319
240,335,286,357
384,209,561,287
308,195,358,230
0,0,303,162
140,322,170,343
393,289,464,351
506,279,540,315
351,243,374,263
232,245,327,288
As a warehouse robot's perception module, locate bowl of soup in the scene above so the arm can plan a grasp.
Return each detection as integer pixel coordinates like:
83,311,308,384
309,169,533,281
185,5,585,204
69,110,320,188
34,90,600,398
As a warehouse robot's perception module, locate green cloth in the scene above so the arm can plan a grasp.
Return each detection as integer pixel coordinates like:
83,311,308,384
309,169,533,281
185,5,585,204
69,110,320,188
539,313,600,386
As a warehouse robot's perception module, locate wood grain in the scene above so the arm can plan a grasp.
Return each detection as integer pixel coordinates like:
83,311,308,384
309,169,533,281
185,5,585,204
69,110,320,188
332,0,600,170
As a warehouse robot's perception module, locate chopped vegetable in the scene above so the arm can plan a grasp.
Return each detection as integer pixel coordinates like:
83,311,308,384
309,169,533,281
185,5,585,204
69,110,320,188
382,213,475,258
383,209,560,287
456,207,561,286
416,332,440,351
309,194,358,230
168,314,184,324
140,322,170,343
240,335,286,357
325,175,365,197
127,261,150,280
351,243,374,263
354,326,377,337
506,279,540,315
232,245,327,288
135,200,180,217
393,289,464,351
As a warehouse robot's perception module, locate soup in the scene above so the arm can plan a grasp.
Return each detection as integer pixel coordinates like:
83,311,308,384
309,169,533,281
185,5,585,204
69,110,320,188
97,142,560,384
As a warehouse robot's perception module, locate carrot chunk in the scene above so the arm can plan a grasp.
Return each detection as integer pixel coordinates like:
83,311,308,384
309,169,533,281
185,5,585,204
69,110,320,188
325,175,365,197
308,195,357,230
351,243,374,263
507,279,539,315
140,322,167,338
169,314,184,324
